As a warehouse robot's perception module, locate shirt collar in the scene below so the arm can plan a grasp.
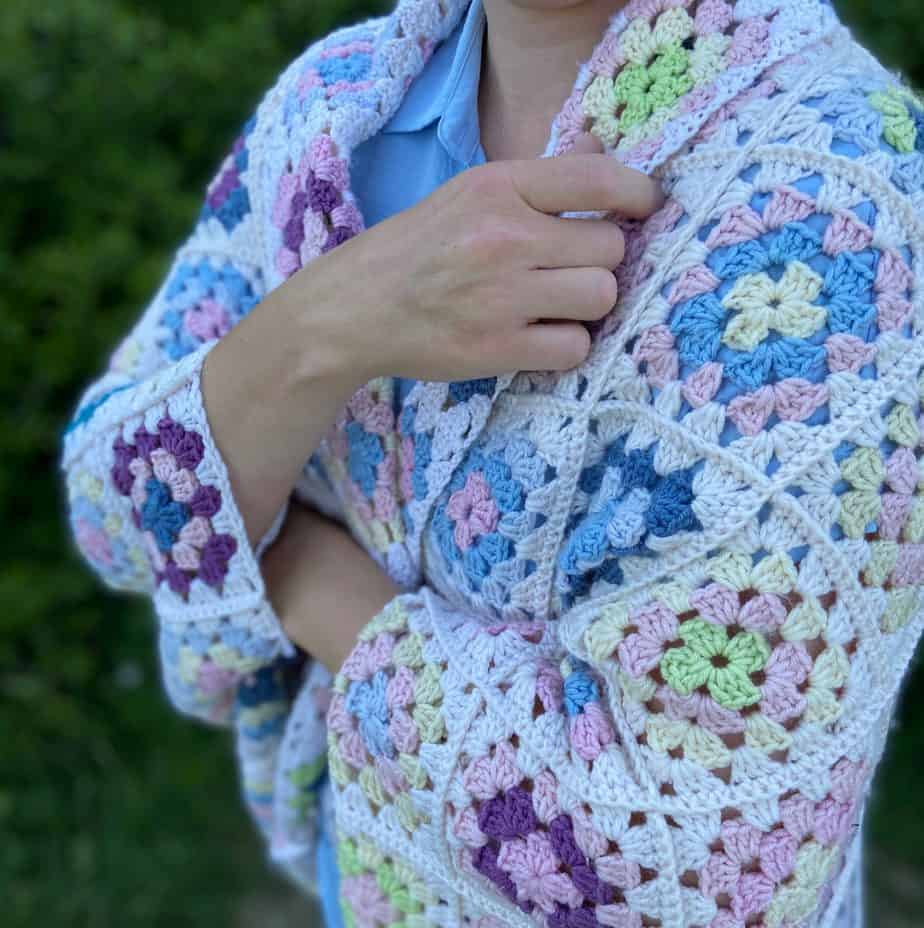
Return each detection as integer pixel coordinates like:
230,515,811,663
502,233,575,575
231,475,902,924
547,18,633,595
382,0,485,166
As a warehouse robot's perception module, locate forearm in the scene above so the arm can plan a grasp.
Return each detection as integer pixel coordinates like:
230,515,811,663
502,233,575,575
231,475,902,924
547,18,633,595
262,500,401,673
200,263,370,544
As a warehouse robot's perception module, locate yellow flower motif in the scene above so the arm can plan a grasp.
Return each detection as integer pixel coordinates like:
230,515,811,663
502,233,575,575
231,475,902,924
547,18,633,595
646,714,732,768
722,262,826,351
885,402,921,447
881,589,919,633
75,470,104,504
766,840,839,927
838,446,884,539
689,33,731,84
103,512,122,537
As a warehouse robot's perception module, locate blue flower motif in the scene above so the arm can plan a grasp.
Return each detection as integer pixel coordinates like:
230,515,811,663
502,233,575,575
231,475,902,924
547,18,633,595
563,663,600,717
429,436,549,612
159,260,259,362
558,435,700,606
345,421,384,496
346,671,394,758
449,378,497,404
671,216,878,395
821,90,884,154
238,665,285,708
315,52,371,86
140,479,190,552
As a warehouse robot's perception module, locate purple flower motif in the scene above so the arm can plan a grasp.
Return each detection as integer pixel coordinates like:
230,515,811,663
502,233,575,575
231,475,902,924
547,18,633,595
478,786,538,841
199,533,237,587
158,418,204,471
111,417,231,596
189,485,222,519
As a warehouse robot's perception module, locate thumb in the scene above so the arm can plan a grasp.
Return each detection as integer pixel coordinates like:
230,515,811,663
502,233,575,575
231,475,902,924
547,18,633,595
561,131,605,157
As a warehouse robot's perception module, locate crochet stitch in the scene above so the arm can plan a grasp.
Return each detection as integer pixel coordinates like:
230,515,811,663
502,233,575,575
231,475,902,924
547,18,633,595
62,1,923,925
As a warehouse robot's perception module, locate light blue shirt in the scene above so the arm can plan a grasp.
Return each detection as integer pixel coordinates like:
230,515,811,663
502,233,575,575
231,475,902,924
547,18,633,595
349,0,487,230
316,4,486,925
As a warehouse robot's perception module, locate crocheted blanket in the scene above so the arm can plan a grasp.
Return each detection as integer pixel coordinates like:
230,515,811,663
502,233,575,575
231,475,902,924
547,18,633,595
62,1,924,926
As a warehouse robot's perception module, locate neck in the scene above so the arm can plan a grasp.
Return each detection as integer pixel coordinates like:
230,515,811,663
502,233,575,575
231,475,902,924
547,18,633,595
479,1,626,161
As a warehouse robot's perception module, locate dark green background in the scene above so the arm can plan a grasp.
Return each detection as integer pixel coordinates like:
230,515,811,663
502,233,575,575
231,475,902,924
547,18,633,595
2,2,921,926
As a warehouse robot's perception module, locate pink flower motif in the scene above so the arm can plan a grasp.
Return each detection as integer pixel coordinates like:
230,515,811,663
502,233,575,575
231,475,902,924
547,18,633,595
682,362,723,408
399,435,416,501
706,205,766,250
822,209,873,256
341,873,398,928
150,448,178,484
759,642,811,724
700,820,797,922
497,832,583,914
535,661,564,713
570,701,616,761
668,265,721,306
446,472,500,550
780,793,816,842
183,298,231,341
695,0,733,34
374,755,408,796
462,741,522,801
386,665,415,709
763,186,816,230
196,660,241,695
773,379,829,423
388,707,419,754
454,805,488,847
178,515,212,549
168,467,198,503
658,686,746,735
813,796,854,845
531,770,561,825
829,758,865,805
340,633,395,682
75,519,112,566
690,582,786,632
616,601,679,677
727,386,775,436
875,248,914,295
825,334,876,373
728,18,770,67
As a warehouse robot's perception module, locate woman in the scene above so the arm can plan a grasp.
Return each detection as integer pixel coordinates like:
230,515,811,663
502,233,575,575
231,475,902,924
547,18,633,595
63,1,924,925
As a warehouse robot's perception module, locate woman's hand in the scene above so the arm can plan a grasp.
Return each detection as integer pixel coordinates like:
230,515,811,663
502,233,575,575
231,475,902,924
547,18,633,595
202,140,663,542
261,502,401,673
303,150,665,383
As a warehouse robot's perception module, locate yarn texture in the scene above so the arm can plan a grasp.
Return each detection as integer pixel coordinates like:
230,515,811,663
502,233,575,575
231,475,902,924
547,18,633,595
62,1,924,926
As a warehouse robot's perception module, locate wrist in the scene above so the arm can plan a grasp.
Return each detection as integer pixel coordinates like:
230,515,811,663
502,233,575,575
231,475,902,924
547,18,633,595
281,243,387,388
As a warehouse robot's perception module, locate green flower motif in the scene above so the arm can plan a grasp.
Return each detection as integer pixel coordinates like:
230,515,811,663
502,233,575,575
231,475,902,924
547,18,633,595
613,42,693,131
286,756,327,822
660,619,771,710
869,86,923,154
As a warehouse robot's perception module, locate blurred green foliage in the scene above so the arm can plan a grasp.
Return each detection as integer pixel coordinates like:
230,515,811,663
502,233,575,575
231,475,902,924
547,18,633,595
0,1,921,926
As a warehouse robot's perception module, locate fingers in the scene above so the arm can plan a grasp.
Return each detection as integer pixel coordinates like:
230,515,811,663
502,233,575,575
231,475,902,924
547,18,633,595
528,213,626,269
515,267,618,322
510,153,665,219
517,321,592,372
562,132,605,156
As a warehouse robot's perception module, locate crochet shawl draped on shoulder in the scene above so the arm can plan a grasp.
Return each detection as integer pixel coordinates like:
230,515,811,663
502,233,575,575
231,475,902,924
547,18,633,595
62,2,924,927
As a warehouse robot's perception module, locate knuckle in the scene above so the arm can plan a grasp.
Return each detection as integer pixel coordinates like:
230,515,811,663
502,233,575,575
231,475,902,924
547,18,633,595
463,214,526,258
455,162,507,200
